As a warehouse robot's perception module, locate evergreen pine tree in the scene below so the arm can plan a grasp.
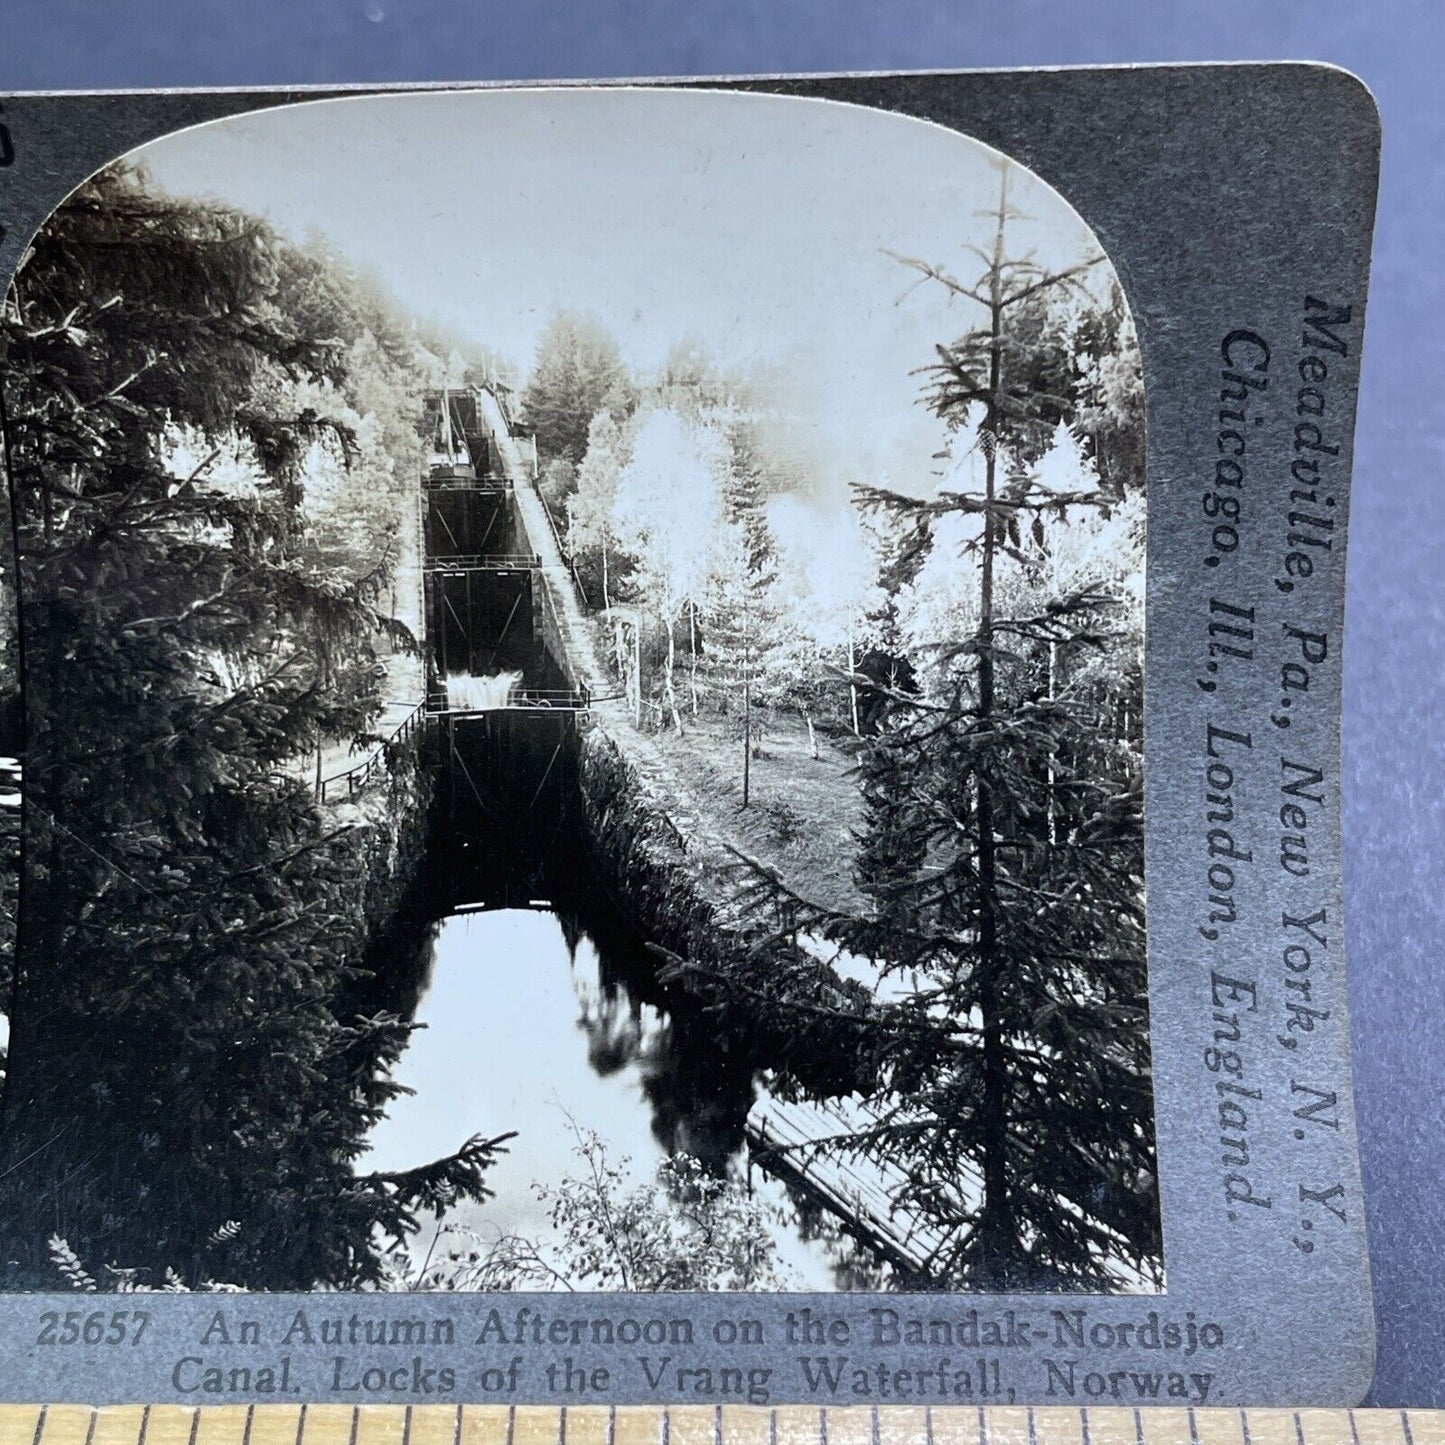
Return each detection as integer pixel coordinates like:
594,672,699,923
0,164,504,1288
697,422,783,800
716,164,1158,1289
848,165,1155,1286
520,311,634,464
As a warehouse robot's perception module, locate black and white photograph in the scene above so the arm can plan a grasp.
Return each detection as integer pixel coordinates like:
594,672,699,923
0,87,1158,1298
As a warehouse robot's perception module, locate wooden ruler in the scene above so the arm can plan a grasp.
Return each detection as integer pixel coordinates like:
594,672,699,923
0,1406,1438,1445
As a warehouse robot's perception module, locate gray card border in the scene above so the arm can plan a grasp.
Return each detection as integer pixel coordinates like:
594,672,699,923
0,64,1381,1407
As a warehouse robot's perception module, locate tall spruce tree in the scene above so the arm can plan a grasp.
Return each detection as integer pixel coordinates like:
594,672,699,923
722,165,1157,1289
858,165,1154,1286
0,165,505,1289
520,311,634,465
699,422,782,803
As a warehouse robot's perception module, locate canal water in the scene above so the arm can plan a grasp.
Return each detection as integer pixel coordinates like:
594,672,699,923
364,887,849,1290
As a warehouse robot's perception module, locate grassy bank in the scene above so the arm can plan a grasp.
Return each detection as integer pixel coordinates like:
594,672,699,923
648,708,866,914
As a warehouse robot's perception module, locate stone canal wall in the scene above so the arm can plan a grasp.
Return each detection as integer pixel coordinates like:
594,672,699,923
327,726,434,980
573,716,876,1099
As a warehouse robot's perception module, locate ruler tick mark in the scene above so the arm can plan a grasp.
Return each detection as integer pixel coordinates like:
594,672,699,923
0,1405,1437,1445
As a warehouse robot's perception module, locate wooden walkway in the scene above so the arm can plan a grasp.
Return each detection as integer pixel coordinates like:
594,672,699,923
746,1091,981,1277
473,387,609,697
427,684,591,717
425,551,540,573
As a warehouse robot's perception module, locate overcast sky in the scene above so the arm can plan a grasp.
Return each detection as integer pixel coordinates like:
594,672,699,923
135,87,1108,502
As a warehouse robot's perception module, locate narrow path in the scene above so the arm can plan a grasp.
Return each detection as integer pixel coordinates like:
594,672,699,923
477,386,860,918
286,512,426,801
284,653,423,799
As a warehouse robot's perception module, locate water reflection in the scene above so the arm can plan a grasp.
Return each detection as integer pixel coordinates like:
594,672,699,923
364,903,837,1286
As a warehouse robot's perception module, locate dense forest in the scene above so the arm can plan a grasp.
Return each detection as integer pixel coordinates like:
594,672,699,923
0,164,510,1289
527,168,1159,1289
0,152,1157,1294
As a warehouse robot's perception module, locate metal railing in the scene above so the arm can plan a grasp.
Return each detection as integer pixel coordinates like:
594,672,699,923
537,491,591,609
423,551,540,573
427,684,591,716
316,702,425,804
424,473,512,494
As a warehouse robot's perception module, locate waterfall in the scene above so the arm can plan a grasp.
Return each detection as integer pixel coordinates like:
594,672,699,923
445,671,524,711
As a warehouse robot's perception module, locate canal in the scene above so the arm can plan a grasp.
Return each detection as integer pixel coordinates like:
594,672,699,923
362,822,867,1291
402,404,887,1290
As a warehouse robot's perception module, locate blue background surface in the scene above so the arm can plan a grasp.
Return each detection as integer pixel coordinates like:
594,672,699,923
0,0,1440,1408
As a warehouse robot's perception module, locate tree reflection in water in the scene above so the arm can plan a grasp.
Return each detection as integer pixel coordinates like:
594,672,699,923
561,903,757,1173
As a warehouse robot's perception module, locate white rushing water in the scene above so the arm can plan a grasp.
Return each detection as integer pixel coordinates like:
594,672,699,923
0,756,20,808
443,672,524,711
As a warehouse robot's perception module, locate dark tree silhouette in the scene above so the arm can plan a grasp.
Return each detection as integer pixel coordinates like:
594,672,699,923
854,167,1154,1286
688,164,1158,1290
0,165,502,1289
